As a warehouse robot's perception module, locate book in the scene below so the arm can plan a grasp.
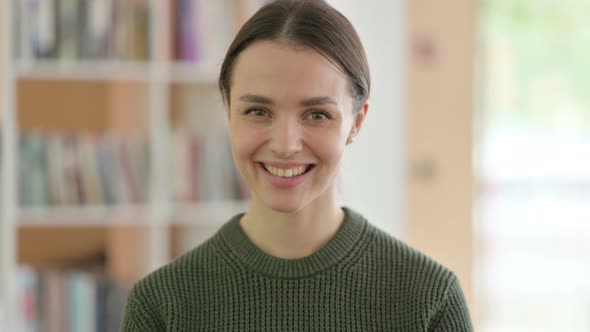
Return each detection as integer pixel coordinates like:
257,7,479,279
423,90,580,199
17,0,151,61
78,134,104,205
95,135,121,205
19,130,50,206
29,0,58,58
68,271,97,332
170,129,247,202
117,138,141,204
17,265,39,332
80,0,113,58
58,0,81,60
61,133,83,205
46,133,68,205
17,0,33,60
14,0,263,63
42,270,66,332
129,0,151,60
105,280,128,332
19,131,151,207
19,267,128,332
174,0,201,62
17,129,249,207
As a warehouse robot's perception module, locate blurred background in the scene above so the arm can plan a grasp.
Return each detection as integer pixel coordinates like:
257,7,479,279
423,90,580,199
0,0,589,331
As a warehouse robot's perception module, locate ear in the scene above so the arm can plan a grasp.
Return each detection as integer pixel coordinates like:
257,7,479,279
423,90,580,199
347,102,369,145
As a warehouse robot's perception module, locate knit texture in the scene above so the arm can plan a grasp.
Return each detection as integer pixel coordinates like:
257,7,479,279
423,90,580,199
121,207,473,331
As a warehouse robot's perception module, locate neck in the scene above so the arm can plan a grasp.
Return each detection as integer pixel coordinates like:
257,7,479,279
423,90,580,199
240,189,345,259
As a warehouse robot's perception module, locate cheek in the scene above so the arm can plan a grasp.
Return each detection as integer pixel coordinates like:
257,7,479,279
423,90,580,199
307,130,348,164
230,122,264,159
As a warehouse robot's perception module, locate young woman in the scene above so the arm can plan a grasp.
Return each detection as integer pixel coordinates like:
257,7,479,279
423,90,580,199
122,1,474,331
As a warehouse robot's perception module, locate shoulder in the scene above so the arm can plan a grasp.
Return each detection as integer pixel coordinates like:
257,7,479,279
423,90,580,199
368,223,455,279
126,212,246,313
352,221,472,328
126,235,221,315
358,220,461,305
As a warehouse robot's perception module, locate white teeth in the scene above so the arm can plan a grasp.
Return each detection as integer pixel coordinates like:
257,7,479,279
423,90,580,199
264,164,307,178
295,166,305,176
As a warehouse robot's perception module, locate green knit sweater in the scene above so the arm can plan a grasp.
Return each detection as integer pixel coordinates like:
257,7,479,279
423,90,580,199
121,208,473,331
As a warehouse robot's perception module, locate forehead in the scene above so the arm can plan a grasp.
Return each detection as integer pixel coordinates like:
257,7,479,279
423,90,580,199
231,41,350,103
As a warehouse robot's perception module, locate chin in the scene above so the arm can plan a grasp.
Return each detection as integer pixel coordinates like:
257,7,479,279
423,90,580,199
267,203,303,214
262,197,308,214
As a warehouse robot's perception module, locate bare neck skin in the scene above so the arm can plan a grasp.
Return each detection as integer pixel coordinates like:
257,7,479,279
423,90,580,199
239,186,345,260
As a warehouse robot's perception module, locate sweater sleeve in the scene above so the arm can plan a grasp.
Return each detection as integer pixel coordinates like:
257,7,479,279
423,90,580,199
428,275,474,332
120,287,165,332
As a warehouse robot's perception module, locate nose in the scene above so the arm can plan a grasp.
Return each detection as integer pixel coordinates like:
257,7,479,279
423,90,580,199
269,117,303,158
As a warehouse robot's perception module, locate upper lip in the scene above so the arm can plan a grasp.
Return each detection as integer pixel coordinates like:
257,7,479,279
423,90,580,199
258,161,315,169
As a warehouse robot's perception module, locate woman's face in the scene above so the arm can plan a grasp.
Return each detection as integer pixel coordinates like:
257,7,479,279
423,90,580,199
228,41,366,213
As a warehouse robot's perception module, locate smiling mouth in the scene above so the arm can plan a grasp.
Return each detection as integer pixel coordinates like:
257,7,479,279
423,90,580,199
259,163,316,178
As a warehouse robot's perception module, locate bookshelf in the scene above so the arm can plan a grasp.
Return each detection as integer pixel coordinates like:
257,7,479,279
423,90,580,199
0,0,262,330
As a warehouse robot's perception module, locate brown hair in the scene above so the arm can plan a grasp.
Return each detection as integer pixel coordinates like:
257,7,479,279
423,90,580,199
218,0,370,113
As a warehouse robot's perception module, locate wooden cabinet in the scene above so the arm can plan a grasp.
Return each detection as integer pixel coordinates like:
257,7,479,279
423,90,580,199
407,0,475,311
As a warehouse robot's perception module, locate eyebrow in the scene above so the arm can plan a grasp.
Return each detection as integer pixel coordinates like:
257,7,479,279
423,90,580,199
239,94,338,107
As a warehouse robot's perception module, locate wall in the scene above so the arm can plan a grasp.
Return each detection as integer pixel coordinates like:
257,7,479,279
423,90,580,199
333,0,408,237
333,0,475,315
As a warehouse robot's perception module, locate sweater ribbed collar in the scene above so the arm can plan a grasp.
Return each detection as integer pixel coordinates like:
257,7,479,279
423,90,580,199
215,207,368,279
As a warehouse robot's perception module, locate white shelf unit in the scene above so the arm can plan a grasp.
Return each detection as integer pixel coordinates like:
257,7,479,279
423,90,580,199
17,201,248,227
14,61,221,84
0,1,258,330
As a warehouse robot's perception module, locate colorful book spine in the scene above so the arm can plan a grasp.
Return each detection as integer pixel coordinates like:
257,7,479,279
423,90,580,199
170,129,248,202
17,266,39,332
16,0,268,62
17,266,128,332
19,131,151,207
80,0,113,58
17,0,151,61
58,0,81,60
175,0,201,62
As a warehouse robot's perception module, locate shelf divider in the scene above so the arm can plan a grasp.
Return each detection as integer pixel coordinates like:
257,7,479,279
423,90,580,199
1,0,19,330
